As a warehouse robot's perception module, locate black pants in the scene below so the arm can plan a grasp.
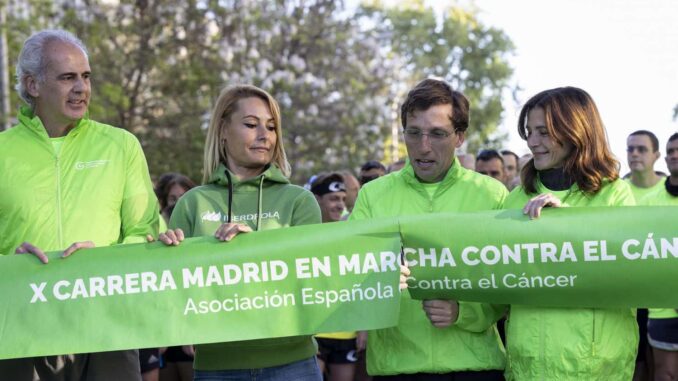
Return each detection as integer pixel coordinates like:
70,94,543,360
373,369,505,381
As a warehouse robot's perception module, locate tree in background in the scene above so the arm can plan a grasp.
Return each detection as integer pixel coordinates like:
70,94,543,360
3,0,515,184
359,0,515,154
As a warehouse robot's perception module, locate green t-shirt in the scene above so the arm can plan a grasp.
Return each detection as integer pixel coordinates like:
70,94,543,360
50,136,66,156
625,177,665,203
421,181,440,199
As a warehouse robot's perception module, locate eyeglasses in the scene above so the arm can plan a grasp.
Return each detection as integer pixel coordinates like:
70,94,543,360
627,145,650,154
403,128,454,141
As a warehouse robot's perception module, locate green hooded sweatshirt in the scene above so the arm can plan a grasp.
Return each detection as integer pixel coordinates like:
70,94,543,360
350,158,508,375
504,179,637,381
0,106,158,256
169,163,321,370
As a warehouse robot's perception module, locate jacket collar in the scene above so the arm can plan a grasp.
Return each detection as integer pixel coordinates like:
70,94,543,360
401,156,463,189
18,105,89,139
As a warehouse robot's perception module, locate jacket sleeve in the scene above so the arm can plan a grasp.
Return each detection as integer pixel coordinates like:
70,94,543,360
495,185,509,209
119,134,159,244
291,190,322,226
455,302,507,333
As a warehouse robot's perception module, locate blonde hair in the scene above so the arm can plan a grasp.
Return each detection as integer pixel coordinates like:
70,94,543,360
203,85,291,183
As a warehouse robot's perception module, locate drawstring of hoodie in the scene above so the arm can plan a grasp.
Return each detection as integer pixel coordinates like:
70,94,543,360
224,167,265,231
225,169,233,223
256,176,264,231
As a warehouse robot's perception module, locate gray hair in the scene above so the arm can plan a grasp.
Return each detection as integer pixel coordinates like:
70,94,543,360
15,29,88,107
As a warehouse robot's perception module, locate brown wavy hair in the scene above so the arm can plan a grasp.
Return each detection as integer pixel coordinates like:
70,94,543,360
518,87,619,195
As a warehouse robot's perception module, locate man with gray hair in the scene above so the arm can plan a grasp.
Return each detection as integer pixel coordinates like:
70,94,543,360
0,29,158,380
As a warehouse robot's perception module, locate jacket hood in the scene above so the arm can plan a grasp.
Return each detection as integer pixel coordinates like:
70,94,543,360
207,163,290,188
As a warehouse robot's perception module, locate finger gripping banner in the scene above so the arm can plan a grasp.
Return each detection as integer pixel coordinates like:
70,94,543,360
0,218,402,360
0,206,676,359
404,206,678,309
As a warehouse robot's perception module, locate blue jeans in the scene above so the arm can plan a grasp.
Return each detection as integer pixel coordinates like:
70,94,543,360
194,356,322,381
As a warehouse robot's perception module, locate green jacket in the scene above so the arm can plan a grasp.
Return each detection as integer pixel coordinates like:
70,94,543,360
350,158,508,375
169,163,321,370
504,179,637,381
639,179,678,319
0,107,158,256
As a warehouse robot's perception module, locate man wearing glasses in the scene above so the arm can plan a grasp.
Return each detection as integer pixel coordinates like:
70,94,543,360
626,130,664,202
350,79,507,380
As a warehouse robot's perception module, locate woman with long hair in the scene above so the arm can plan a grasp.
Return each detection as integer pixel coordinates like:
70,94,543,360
155,172,196,224
504,87,637,380
158,84,323,380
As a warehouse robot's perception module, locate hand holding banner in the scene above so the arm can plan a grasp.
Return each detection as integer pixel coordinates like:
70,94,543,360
404,206,678,309
0,218,402,360
1,206,677,359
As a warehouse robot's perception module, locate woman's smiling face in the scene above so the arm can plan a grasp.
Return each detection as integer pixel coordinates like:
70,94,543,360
525,107,572,170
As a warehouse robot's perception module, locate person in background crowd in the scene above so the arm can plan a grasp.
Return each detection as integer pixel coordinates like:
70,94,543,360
311,173,347,223
639,132,678,381
503,86,637,380
387,159,406,173
475,149,506,185
155,84,323,381
517,153,532,171
351,78,507,380
155,173,197,224
310,173,357,381
625,130,664,381
148,173,196,381
625,130,665,202
339,170,360,214
457,153,476,170
0,29,158,381
501,150,520,190
154,176,196,381
505,153,533,190
359,160,386,185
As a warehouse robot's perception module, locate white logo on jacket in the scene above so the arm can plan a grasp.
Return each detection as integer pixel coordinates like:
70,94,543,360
74,160,109,170
233,211,280,222
201,211,222,222
199,211,281,223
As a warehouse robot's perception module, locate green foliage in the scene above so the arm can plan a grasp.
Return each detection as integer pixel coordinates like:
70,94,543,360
358,2,515,154
5,0,515,184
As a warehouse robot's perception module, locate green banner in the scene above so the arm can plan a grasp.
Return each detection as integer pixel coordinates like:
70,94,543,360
0,206,676,360
405,206,678,308
0,218,402,360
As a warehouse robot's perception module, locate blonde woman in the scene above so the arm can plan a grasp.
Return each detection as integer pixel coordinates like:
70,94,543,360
159,85,323,381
